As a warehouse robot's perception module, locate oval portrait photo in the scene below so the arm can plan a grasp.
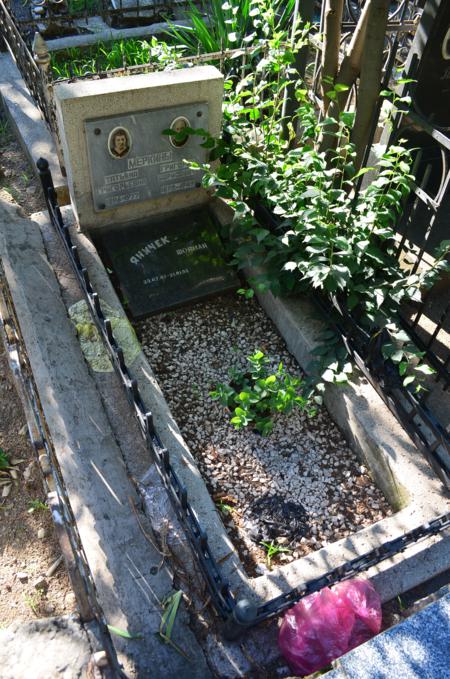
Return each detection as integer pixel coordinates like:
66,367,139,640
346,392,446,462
169,116,190,148
108,127,132,159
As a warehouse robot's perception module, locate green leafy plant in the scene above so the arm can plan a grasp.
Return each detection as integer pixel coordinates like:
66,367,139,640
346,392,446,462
237,287,255,299
0,448,9,470
0,118,9,138
23,590,44,616
27,499,49,514
216,499,235,515
164,0,297,56
158,590,190,660
210,350,314,435
67,0,100,15
51,37,182,80
185,25,449,393
260,539,291,569
107,624,143,640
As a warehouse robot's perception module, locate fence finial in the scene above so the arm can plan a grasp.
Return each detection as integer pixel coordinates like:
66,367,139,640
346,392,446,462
33,32,50,73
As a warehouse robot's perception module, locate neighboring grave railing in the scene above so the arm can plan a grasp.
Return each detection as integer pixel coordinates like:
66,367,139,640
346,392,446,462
36,156,450,636
4,0,183,33
0,0,53,126
378,0,450,480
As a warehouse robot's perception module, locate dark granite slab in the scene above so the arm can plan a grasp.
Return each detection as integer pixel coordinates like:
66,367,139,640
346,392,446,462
98,206,239,318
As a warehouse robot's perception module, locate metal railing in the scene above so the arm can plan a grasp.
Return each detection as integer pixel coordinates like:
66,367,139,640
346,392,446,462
0,0,53,125
36,155,450,634
4,0,181,32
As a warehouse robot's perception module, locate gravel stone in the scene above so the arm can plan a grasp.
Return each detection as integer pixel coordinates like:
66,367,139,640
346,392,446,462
137,293,392,573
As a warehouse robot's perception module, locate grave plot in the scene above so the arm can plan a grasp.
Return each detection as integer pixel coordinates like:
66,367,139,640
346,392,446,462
34,47,448,629
135,293,392,575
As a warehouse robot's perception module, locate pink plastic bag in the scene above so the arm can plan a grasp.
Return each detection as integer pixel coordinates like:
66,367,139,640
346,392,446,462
278,579,382,676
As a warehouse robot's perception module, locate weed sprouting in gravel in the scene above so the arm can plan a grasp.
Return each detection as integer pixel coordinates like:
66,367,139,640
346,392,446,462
0,448,10,469
260,539,291,569
27,499,49,514
210,349,315,435
23,590,44,616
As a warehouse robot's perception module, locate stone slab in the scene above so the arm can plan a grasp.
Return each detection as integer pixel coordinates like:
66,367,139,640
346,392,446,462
45,20,189,52
0,198,211,678
85,102,210,211
0,615,92,679
325,592,450,679
54,66,223,231
0,53,67,201
97,206,239,317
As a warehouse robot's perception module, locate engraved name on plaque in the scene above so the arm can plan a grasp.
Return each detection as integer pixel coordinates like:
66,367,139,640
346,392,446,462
85,103,209,211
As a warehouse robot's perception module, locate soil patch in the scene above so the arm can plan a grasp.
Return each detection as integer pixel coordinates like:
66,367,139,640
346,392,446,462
0,115,75,626
0,114,46,216
0,343,76,626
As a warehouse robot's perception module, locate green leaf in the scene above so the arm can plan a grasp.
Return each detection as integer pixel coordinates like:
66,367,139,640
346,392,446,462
107,625,143,640
414,364,435,375
254,227,270,243
403,375,415,387
352,167,375,180
398,361,408,376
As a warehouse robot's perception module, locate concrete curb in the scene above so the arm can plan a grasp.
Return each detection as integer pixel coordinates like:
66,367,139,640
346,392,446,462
38,202,450,609
0,198,212,678
0,53,68,201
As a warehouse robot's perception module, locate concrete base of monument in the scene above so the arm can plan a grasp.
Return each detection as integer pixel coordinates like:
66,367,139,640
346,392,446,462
31,202,450,610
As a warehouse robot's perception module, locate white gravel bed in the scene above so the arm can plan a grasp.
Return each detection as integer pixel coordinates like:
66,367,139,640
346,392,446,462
136,293,393,575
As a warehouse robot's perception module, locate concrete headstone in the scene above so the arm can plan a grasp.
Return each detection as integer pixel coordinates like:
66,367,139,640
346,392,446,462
54,65,223,231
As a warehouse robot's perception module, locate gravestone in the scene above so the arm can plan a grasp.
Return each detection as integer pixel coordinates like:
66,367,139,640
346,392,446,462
54,66,224,230
97,206,238,317
54,66,239,317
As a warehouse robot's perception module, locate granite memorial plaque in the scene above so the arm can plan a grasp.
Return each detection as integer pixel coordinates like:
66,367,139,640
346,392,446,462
85,102,209,211
97,207,239,317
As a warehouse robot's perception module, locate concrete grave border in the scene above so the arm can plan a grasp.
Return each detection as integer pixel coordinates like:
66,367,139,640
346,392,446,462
1,58,448,611
50,201,449,608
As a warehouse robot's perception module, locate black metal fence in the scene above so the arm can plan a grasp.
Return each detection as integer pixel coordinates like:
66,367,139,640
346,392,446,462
384,0,450,481
36,156,450,634
4,0,178,34
0,0,53,125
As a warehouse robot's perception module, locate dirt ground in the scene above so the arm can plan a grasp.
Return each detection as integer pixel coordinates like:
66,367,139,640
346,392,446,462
0,114,76,627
